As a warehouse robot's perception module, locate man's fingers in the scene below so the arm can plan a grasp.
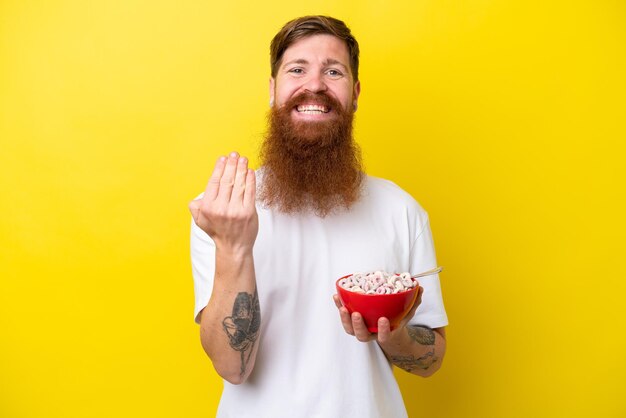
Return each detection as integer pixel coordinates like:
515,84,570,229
339,307,354,335
352,312,375,342
332,294,342,309
397,285,424,330
243,168,256,208
377,318,392,344
205,156,227,201
332,295,377,341
216,152,239,203
231,157,249,203
409,286,424,317
188,198,201,223
333,295,354,335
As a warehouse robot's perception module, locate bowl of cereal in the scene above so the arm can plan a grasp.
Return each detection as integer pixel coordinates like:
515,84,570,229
335,271,421,333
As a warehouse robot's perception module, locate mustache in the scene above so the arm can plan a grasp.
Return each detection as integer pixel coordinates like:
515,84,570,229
280,91,345,113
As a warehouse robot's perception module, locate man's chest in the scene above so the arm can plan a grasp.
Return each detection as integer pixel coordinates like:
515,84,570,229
253,212,412,295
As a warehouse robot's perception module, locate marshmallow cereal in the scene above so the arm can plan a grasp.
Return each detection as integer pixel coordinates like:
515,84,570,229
338,271,417,295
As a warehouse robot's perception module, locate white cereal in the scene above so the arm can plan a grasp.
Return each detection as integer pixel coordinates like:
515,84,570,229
340,271,417,294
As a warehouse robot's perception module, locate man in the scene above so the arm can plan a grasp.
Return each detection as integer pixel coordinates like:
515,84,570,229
189,15,448,417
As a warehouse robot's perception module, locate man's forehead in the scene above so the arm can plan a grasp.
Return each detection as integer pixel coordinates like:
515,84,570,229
280,35,350,66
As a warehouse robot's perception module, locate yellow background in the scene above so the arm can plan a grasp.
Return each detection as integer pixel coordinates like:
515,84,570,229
1,1,624,417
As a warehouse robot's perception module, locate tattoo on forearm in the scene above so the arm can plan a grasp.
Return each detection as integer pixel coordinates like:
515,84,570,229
407,325,436,345
222,288,260,378
391,351,438,373
390,325,438,372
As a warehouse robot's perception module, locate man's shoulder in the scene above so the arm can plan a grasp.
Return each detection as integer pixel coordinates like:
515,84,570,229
364,175,421,202
363,175,428,225
362,175,428,216
364,175,404,193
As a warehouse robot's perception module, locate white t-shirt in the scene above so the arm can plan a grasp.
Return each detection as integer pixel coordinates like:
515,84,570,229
191,174,448,418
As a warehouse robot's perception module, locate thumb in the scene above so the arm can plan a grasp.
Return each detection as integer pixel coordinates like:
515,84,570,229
188,199,201,223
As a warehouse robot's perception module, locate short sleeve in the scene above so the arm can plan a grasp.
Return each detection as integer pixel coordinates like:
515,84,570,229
407,218,449,328
190,217,216,324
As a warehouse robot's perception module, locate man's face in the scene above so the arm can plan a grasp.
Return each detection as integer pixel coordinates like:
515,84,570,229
260,33,364,217
269,34,360,123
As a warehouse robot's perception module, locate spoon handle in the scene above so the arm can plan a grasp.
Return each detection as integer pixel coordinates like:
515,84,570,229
411,266,443,279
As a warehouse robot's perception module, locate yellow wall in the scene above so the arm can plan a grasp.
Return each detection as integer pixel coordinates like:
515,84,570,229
1,1,624,417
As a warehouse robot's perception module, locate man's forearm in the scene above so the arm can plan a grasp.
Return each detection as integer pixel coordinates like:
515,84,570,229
378,325,446,377
199,249,260,385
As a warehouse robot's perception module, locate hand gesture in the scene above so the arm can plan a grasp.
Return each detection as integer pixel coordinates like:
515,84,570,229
189,152,258,254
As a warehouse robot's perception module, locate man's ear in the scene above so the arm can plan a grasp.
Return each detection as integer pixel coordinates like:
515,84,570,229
353,80,361,110
269,77,275,107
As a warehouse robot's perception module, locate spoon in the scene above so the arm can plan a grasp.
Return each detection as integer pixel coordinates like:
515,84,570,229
411,266,443,280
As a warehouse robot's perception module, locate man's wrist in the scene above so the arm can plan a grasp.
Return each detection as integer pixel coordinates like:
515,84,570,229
378,325,412,354
215,245,254,261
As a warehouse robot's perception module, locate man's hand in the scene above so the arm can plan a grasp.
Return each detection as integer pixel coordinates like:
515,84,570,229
333,286,446,377
189,152,258,255
332,285,424,344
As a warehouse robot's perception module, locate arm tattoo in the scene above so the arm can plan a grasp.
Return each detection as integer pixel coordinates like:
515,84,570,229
390,351,438,373
407,325,436,345
390,325,438,372
222,288,260,378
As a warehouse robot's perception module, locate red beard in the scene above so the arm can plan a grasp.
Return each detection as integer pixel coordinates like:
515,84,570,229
258,91,364,217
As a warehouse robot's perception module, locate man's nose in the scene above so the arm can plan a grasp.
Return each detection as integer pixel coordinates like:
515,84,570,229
303,73,327,94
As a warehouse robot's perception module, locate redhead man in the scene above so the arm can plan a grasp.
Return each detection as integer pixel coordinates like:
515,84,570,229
189,15,448,418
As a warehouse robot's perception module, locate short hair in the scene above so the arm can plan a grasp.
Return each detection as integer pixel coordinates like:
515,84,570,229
270,15,360,82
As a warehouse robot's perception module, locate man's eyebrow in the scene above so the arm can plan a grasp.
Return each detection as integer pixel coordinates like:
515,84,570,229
323,58,348,71
282,59,309,68
281,58,349,71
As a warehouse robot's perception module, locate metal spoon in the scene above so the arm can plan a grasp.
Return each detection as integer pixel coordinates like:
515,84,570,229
411,266,443,280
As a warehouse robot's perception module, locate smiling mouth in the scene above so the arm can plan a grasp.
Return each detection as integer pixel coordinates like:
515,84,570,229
295,104,331,114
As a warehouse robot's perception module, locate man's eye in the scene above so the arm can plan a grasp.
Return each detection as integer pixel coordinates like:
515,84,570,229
289,68,304,74
327,69,343,77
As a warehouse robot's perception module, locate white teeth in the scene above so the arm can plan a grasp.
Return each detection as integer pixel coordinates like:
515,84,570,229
296,104,329,113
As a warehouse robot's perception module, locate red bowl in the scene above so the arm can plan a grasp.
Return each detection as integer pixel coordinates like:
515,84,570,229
335,274,420,333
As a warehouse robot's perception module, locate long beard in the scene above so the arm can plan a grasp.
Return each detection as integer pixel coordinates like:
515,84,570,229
258,92,364,217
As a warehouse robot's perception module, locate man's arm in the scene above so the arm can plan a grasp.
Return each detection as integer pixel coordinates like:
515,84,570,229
378,325,446,377
333,286,447,377
190,152,260,385
198,250,260,384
